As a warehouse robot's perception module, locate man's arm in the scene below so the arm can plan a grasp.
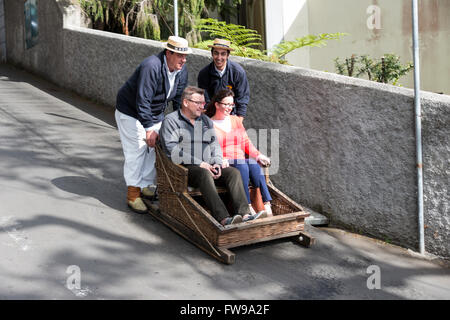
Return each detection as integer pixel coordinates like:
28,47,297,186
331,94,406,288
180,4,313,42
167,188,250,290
135,58,160,129
202,119,223,179
172,69,188,111
197,67,212,104
232,65,250,117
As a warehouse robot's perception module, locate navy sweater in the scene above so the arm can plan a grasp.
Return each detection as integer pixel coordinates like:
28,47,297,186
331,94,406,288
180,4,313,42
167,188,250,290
116,51,188,129
197,60,249,117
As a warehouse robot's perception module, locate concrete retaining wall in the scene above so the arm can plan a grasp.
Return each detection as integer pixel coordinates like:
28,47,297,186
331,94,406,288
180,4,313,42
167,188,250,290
0,0,6,62
4,0,449,258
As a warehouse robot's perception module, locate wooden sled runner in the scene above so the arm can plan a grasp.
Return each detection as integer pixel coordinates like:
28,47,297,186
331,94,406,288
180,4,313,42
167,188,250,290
144,145,314,265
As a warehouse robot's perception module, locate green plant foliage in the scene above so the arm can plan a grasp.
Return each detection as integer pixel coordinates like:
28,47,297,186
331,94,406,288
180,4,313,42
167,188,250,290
194,18,262,58
79,0,160,39
79,0,105,22
335,54,413,85
205,0,241,19
195,18,346,65
269,33,347,64
271,33,345,57
334,54,358,77
135,5,161,40
78,0,241,43
79,3,344,65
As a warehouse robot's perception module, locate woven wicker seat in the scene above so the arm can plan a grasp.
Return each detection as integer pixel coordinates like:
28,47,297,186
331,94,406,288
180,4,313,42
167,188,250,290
187,185,227,196
148,143,313,264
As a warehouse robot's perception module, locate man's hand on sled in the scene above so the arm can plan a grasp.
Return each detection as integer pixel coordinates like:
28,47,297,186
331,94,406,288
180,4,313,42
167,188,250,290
200,162,221,179
146,130,159,148
211,164,222,179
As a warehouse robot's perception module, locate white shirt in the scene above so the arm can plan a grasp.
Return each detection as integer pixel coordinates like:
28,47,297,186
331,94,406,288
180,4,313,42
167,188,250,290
164,56,181,99
215,64,227,78
212,116,232,133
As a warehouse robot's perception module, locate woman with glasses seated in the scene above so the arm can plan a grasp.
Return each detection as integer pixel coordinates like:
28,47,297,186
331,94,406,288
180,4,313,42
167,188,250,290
205,89,273,218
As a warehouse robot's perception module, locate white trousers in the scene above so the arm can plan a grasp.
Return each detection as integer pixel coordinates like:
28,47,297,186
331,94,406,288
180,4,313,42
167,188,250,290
115,110,162,188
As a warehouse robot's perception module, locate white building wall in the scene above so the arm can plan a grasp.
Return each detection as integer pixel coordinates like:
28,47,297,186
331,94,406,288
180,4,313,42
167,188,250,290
265,0,450,94
264,0,285,50
264,0,309,66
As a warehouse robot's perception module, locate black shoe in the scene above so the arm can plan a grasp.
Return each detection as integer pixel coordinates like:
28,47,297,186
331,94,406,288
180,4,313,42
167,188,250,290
142,186,158,201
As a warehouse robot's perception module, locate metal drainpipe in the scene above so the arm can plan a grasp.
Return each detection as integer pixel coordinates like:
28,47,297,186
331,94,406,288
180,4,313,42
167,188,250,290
412,0,425,255
174,0,178,36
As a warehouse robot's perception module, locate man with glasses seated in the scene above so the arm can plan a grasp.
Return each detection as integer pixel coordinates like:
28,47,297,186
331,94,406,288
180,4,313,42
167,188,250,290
197,39,250,120
159,86,253,226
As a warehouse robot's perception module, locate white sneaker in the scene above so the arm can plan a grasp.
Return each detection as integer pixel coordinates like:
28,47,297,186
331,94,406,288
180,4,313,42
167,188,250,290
249,204,257,216
264,203,273,217
253,210,267,220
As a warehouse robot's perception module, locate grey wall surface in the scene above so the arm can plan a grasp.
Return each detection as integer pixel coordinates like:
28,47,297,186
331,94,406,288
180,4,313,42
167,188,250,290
4,0,449,258
4,0,66,84
0,0,6,62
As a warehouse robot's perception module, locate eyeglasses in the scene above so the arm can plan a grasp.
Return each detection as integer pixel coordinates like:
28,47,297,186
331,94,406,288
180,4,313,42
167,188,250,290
219,102,235,108
187,99,206,106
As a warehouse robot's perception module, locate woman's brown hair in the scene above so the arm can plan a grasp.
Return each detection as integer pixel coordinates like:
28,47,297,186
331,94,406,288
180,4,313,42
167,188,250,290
204,89,235,118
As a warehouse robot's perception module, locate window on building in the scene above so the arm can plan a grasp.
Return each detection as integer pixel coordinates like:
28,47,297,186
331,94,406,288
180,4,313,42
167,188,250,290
24,0,38,49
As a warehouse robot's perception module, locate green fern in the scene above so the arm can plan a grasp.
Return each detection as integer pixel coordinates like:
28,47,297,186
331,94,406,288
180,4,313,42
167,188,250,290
270,33,347,62
194,18,345,64
194,18,262,58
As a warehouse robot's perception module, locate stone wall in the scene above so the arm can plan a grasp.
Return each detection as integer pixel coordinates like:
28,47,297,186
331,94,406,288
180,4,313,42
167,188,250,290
4,0,449,258
0,0,6,62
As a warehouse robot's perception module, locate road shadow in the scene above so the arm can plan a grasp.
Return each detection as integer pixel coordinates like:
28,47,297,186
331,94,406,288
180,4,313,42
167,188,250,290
2,63,450,300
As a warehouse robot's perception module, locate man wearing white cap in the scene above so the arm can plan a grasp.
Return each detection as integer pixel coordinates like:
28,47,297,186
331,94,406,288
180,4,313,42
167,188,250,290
197,38,250,119
115,36,192,213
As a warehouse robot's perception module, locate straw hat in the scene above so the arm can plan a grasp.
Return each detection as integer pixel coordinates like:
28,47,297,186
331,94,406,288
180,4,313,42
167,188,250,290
208,38,234,51
164,36,192,54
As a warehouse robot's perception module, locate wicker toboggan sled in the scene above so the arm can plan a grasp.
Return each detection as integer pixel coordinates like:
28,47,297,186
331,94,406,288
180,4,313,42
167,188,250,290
144,144,314,264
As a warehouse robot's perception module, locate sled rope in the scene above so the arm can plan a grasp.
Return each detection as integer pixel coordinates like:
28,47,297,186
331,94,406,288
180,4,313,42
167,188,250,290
156,146,221,257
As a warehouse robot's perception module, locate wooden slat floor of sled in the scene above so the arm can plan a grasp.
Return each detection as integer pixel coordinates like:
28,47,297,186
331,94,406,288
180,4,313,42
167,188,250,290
217,210,309,247
144,199,235,264
187,186,227,197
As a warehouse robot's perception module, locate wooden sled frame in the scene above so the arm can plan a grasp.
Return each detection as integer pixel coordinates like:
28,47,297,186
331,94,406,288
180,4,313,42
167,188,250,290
145,144,314,264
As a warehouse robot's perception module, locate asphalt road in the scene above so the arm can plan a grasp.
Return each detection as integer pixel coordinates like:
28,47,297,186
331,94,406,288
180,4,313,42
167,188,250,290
0,63,449,300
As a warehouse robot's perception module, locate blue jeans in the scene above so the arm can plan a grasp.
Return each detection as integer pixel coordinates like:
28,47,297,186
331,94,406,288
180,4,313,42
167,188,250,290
229,159,272,204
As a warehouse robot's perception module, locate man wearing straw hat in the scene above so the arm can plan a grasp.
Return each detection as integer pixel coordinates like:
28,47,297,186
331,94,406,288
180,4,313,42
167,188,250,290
197,38,250,119
115,36,191,214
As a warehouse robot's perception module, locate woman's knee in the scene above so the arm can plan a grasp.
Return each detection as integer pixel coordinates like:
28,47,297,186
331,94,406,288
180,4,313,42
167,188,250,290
249,168,264,186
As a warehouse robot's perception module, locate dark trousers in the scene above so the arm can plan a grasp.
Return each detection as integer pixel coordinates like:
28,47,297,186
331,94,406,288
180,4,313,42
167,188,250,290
229,159,273,204
186,165,250,222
